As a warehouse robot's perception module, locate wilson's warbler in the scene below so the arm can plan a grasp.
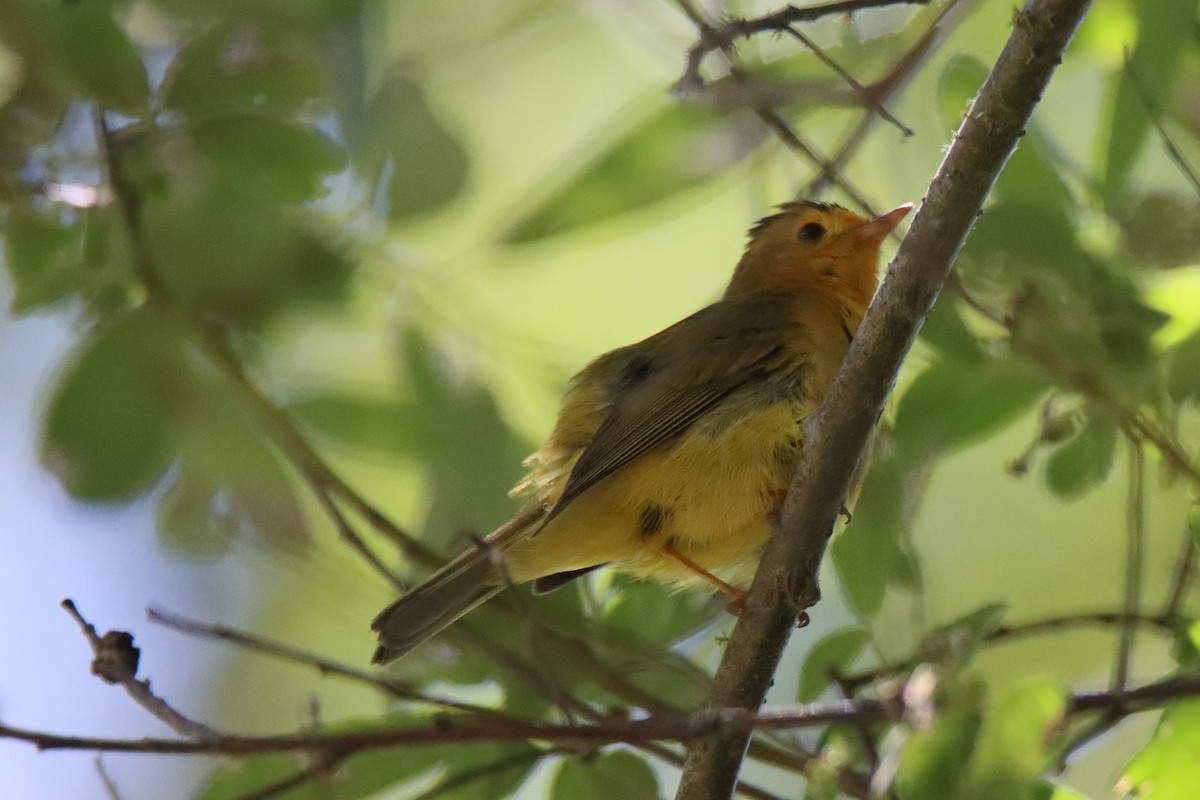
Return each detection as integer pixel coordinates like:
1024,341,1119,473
371,200,911,664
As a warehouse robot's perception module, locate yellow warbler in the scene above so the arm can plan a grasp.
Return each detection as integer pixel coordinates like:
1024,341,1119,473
372,201,911,664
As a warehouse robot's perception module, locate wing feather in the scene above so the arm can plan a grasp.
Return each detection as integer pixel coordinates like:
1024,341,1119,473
548,295,799,516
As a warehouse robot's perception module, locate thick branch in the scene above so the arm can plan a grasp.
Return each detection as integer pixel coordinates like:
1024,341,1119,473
675,1,1096,798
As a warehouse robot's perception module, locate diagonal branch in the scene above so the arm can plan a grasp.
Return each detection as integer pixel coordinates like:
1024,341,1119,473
674,1,1097,797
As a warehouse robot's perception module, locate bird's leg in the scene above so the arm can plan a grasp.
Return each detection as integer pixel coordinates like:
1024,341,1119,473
765,488,788,525
658,542,747,614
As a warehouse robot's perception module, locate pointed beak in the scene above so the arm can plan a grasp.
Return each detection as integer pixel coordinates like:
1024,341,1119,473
854,203,913,242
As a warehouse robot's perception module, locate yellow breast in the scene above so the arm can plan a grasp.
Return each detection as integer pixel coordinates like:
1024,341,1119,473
504,396,813,588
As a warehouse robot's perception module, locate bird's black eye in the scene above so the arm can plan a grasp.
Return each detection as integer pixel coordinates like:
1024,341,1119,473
797,222,826,242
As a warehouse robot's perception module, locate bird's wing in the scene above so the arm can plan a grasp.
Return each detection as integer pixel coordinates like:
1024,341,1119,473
550,296,799,515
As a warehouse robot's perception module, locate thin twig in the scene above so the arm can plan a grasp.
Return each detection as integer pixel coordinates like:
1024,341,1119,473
5,672,1199,756
408,748,547,800
804,0,963,196
1122,49,1200,198
1161,517,1196,619
838,608,1179,694
61,599,222,741
784,25,911,135
678,0,931,95
0,697,899,755
227,755,343,800
145,607,504,718
1114,443,1146,691
94,756,125,800
1053,710,1123,772
753,107,877,210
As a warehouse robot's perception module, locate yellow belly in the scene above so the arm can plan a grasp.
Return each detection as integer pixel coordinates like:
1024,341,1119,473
504,400,810,589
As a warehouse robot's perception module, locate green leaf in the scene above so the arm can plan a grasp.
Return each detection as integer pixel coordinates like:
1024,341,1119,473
893,359,1045,454
427,744,540,800
347,73,470,222
143,187,352,326
1044,414,1118,500
162,27,330,117
832,451,907,616
938,54,988,131
290,392,415,455
4,204,82,313
399,331,531,549
959,201,1083,290
37,4,150,115
1190,504,1200,571
1115,193,1200,268
190,113,345,203
40,311,179,500
965,678,1066,800
898,677,985,799
797,627,871,702
1031,781,1093,800
601,575,716,645
1166,331,1200,405
918,604,1008,666
919,299,985,364
1101,0,1197,202
504,103,762,242
195,754,302,800
551,750,661,800
157,472,236,559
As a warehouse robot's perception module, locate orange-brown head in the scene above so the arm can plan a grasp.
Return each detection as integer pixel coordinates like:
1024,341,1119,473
725,201,912,313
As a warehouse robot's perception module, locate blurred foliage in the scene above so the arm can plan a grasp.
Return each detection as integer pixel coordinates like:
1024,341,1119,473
2,0,1200,799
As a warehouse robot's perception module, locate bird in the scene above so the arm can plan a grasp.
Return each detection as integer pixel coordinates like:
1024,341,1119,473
371,200,912,665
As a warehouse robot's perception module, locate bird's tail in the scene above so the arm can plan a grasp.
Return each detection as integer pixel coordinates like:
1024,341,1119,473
370,506,546,665
370,554,504,665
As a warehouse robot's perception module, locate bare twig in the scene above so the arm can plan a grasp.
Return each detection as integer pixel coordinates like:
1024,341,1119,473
1161,516,1196,619
1122,49,1200,198
407,748,547,800
94,756,125,800
61,599,222,741
804,0,963,196
839,608,1179,694
753,107,877,209
0,697,899,755
4,672,1198,757
145,607,505,718
227,755,343,800
675,2,1097,797
1115,444,1146,691
677,0,930,97
783,25,911,135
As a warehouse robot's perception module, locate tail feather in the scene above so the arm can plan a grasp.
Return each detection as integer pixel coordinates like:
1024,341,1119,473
370,506,549,665
370,554,504,665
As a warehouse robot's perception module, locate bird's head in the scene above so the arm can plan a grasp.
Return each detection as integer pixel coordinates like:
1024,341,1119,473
725,201,912,312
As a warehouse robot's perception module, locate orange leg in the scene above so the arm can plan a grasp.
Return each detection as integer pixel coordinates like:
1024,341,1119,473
659,542,748,614
765,489,788,525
